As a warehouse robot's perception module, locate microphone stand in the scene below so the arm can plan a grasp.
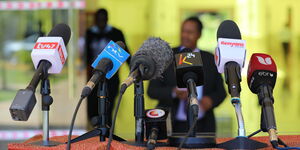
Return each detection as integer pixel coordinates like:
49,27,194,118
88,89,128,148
68,79,125,144
122,69,148,146
168,74,216,148
134,79,145,143
124,78,147,146
248,85,285,147
217,62,267,149
30,61,62,146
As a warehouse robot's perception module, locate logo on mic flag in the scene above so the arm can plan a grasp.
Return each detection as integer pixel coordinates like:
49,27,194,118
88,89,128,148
178,54,192,65
146,109,166,118
34,42,58,49
256,56,272,65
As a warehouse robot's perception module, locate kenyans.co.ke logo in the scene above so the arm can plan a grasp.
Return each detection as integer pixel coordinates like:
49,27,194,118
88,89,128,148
178,54,192,65
221,41,244,48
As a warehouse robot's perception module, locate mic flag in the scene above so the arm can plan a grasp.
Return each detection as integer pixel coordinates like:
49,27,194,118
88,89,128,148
174,52,203,88
91,40,130,79
214,38,246,73
31,38,67,74
247,53,277,94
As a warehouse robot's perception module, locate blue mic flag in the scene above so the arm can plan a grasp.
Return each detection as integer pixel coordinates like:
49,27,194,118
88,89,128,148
92,40,130,79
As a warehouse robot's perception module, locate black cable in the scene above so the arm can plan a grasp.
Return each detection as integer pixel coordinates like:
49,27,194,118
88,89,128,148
278,138,288,147
247,129,262,138
247,129,289,148
271,138,300,150
177,117,198,150
66,96,85,150
106,92,124,150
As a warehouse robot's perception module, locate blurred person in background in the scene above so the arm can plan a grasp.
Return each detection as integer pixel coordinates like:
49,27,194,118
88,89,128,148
147,17,226,134
84,8,130,127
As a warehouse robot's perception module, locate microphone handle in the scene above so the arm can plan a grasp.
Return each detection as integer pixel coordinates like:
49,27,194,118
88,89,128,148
26,60,52,91
81,71,104,97
224,61,241,98
258,85,277,142
147,128,158,149
260,107,268,132
186,78,198,137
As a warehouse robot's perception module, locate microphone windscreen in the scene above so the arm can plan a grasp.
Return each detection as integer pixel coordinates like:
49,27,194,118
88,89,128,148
247,53,277,93
48,23,71,46
131,37,173,79
217,20,241,40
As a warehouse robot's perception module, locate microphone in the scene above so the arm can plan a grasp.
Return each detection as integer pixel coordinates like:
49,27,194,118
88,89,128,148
145,108,168,150
214,20,246,98
81,41,129,97
214,20,247,137
247,53,278,145
120,37,173,94
174,49,203,135
9,24,71,121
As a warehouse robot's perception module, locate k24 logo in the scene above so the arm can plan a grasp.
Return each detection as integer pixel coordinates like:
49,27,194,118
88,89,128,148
256,56,272,65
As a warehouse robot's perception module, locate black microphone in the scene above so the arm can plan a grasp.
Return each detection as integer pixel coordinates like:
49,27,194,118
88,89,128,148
215,20,246,98
120,37,173,94
145,108,168,150
9,24,71,121
215,20,247,137
247,53,278,146
174,50,203,135
81,41,126,97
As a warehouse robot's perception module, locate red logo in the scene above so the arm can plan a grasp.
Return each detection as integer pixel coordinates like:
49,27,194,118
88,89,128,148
221,41,244,47
149,111,159,116
58,45,65,65
146,109,165,118
214,50,219,64
34,42,58,49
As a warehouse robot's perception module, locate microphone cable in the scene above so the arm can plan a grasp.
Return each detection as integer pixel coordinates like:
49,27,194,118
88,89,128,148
106,92,124,150
273,142,300,150
177,117,198,150
66,96,85,150
248,129,300,150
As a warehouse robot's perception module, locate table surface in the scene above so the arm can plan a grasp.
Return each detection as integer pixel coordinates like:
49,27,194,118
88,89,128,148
8,135,300,150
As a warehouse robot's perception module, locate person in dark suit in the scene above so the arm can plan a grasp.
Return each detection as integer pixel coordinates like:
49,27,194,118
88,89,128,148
85,8,130,127
147,17,226,133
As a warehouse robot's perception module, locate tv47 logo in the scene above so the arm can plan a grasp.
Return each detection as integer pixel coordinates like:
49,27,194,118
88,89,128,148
34,42,58,49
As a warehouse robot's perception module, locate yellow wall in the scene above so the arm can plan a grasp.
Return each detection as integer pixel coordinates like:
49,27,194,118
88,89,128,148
87,0,300,139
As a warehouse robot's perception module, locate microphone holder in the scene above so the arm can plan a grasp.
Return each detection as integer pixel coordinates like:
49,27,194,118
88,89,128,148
186,78,198,137
123,78,151,147
123,79,147,146
69,79,125,144
217,62,268,149
134,79,145,143
30,64,62,146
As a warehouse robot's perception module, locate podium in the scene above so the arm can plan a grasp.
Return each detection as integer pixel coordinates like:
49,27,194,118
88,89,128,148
8,134,300,150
